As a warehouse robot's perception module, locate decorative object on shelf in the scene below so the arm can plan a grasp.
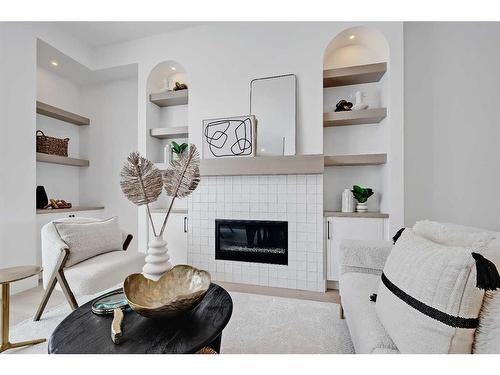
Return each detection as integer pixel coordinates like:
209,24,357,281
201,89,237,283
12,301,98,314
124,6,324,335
334,99,353,112
173,82,188,91
159,78,175,93
351,185,374,213
91,289,129,345
163,144,172,164
124,265,211,319
341,188,355,213
351,91,369,111
36,130,69,157
45,199,72,209
171,141,188,157
36,186,48,209
202,115,256,159
120,146,200,280
250,74,296,156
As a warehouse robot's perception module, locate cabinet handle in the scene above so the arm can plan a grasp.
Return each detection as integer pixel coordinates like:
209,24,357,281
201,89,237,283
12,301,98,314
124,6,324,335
327,221,331,240
183,217,188,233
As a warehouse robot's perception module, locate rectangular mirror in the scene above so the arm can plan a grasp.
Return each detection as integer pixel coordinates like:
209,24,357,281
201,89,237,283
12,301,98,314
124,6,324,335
250,74,296,156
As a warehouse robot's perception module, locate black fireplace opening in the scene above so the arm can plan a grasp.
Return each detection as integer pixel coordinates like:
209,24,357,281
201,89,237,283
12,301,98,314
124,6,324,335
215,219,288,265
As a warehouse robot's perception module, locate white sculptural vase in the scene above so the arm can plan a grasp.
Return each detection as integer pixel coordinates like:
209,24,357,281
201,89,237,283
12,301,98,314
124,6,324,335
142,236,172,281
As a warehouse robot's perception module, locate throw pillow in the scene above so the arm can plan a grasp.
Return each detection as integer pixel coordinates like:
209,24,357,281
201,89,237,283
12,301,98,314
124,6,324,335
376,229,489,353
54,217,123,267
473,291,500,353
413,220,496,249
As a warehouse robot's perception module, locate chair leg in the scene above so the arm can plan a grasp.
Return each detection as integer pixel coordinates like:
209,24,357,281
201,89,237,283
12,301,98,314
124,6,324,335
34,249,75,321
33,275,57,321
56,271,78,310
339,299,345,320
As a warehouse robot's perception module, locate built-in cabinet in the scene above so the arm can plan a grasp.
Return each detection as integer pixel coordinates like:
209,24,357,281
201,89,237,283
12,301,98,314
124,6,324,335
150,212,188,266
325,216,386,281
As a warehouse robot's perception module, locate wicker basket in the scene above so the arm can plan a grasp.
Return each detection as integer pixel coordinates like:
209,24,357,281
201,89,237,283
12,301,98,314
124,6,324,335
36,130,69,157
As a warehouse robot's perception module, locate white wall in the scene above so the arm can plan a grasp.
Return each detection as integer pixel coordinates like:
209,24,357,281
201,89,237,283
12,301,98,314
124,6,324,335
79,77,139,249
0,23,94,292
91,22,405,245
404,22,500,231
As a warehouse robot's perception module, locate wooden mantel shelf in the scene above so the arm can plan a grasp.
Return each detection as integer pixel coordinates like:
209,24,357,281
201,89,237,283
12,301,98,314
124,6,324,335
200,155,324,176
36,101,90,126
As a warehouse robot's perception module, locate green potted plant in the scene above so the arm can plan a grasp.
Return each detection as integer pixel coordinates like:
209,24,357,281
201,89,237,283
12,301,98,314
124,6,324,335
171,141,188,158
351,185,373,213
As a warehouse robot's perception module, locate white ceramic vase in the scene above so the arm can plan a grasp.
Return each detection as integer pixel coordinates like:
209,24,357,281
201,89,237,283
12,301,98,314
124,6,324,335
142,236,172,281
356,202,368,213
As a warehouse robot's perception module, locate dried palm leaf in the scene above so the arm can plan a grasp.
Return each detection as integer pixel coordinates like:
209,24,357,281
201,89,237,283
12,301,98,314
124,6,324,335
159,144,200,236
120,152,163,236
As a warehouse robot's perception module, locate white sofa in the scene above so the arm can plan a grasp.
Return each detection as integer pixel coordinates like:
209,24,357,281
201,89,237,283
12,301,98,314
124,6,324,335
338,222,500,354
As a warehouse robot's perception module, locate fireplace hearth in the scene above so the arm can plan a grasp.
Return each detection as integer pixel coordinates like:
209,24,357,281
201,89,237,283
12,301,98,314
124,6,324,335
215,219,288,265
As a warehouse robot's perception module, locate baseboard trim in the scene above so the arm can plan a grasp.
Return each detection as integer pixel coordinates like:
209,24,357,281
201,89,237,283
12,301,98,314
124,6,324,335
327,280,339,290
216,281,340,304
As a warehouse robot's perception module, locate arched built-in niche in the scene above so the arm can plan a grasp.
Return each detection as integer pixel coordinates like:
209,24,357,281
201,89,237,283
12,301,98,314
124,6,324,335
146,60,189,210
322,26,390,215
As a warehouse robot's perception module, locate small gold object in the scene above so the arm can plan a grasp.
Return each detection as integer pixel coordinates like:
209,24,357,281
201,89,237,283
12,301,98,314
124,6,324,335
124,265,210,319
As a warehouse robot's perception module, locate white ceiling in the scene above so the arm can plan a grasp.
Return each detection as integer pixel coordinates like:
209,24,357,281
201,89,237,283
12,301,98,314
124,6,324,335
55,22,207,48
37,39,138,85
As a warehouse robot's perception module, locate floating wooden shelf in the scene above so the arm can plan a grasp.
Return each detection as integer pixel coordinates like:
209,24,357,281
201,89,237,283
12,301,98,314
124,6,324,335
324,108,387,127
150,90,188,107
324,211,389,218
36,206,104,215
150,126,189,139
200,155,324,176
36,101,90,126
323,62,387,88
324,153,387,167
36,152,89,167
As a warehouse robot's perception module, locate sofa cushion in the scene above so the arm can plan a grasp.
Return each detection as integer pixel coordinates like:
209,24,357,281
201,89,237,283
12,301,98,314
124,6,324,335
54,217,123,267
376,229,485,353
61,250,144,295
340,272,398,354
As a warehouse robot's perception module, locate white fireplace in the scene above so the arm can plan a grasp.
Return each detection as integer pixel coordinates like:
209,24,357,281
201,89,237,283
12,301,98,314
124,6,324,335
187,174,325,292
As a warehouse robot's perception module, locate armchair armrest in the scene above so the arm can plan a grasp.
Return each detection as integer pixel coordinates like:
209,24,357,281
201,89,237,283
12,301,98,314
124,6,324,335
340,239,393,276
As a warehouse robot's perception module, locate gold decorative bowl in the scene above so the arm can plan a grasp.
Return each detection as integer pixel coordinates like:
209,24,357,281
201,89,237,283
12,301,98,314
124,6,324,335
123,265,211,319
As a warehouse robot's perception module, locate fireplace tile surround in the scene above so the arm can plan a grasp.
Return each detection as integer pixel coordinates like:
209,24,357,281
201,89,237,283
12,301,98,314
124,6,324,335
187,174,325,292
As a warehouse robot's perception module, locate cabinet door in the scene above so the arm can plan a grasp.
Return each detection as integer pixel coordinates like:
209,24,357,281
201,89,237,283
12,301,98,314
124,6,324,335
150,213,188,266
327,217,385,281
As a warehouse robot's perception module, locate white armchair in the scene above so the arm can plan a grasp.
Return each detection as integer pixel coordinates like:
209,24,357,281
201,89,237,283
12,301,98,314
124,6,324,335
34,217,143,321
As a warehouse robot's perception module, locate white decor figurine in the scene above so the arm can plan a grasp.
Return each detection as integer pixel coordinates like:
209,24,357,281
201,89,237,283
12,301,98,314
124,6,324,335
352,91,368,111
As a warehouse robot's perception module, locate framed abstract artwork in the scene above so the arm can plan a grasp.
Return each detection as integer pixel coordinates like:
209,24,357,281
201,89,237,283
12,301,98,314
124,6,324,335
202,115,256,159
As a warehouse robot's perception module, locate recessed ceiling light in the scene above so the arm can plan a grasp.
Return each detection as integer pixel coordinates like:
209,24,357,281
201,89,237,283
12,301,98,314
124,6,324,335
349,35,355,40
171,67,176,71
50,60,59,67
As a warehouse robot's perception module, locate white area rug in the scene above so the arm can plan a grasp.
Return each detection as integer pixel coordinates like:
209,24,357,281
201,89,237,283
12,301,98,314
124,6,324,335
7,291,354,354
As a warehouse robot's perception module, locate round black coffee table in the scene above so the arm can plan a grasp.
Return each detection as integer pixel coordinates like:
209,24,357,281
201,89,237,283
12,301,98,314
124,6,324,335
48,283,233,354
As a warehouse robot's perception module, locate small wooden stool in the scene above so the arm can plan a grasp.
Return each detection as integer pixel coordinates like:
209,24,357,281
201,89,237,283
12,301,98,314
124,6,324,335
0,266,46,353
